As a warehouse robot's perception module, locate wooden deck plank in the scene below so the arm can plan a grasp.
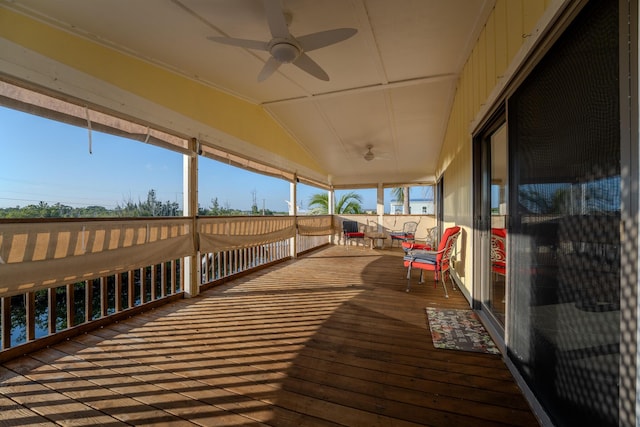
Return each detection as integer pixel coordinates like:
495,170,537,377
0,363,130,426
0,393,57,426
0,245,540,426
54,337,276,425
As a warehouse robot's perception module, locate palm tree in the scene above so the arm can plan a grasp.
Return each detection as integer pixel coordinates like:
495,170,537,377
392,186,411,214
308,191,363,214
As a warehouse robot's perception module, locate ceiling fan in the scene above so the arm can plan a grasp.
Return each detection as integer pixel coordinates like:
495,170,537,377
364,144,376,161
208,0,357,82
363,144,390,161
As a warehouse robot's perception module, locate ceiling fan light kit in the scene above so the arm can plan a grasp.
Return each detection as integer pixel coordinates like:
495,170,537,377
208,0,357,81
364,145,375,161
269,40,300,63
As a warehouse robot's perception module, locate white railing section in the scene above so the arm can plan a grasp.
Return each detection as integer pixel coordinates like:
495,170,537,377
200,240,290,283
296,215,332,253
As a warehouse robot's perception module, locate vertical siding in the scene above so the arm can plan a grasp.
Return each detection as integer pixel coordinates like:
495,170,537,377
437,0,548,294
494,0,509,77
506,1,524,61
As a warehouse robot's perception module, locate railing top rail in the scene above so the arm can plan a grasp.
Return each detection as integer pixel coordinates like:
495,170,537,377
0,216,191,224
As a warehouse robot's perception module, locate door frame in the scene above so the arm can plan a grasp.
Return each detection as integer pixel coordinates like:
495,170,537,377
472,106,507,333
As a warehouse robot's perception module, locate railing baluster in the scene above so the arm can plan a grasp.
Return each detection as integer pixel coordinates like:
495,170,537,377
222,251,227,277
48,287,57,334
151,265,157,301
127,271,134,308
85,280,92,323
115,273,122,313
25,292,35,342
243,247,247,270
139,268,146,305
66,284,75,328
161,262,167,298
100,277,107,318
1,297,10,350
171,260,177,294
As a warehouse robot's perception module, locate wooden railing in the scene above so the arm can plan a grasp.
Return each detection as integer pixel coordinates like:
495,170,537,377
1,259,183,360
0,215,332,357
0,214,423,359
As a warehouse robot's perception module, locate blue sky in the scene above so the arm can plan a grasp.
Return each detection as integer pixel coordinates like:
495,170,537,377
0,106,430,212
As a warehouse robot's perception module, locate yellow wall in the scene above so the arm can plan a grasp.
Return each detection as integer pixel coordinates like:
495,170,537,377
0,7,324,176
437,0,550,295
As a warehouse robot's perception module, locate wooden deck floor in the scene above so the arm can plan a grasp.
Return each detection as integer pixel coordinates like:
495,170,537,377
0,245,540,426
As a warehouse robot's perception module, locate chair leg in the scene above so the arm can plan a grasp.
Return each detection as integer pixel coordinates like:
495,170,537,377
434,269,448,298
406,265,412,292
448,270,456,291
441,274,449,298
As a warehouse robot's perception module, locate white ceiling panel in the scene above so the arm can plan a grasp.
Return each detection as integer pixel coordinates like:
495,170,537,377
2,0,494,187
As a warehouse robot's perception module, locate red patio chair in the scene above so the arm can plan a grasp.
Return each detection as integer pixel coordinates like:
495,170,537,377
401,226,438,252
491,228,506,276
403,226,461,297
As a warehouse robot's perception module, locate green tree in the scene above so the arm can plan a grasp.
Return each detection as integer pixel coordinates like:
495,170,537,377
519,187,571,214
308,191,363,214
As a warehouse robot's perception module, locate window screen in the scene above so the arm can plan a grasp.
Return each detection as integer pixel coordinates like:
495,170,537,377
507,1,620,426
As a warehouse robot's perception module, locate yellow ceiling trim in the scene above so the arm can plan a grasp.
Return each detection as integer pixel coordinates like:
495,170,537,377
0,7,324,175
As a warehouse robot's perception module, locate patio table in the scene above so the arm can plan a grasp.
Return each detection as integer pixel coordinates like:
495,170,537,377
365,232,389,249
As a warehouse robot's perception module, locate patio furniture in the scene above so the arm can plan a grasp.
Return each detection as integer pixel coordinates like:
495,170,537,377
403,226,461,296
342,220,365,248
401,226,438,252
390,221,418,247
365,231,389,249
491,228,506,277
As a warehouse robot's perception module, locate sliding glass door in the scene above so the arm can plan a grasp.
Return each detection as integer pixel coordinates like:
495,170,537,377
475,117,507,329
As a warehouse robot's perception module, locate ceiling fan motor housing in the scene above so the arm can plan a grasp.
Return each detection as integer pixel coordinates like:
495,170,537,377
269,39,301,63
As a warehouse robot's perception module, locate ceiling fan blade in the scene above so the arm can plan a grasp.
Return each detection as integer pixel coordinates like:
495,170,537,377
297,28,358,52
258,57,282,82
207,36,268,51
262,0,289,39
292,53,329,81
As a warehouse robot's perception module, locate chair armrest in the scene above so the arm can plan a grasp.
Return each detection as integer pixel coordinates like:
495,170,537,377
404,250,438,264
407,249,437,256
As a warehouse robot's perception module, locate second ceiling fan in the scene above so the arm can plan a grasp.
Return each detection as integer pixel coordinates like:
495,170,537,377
208,0,357,82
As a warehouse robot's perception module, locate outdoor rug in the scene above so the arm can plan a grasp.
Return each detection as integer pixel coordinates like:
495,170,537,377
425,307,500,354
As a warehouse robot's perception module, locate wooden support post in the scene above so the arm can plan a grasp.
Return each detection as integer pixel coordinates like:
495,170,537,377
290,179,298,259
377,183,384,232
183,138,200,297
